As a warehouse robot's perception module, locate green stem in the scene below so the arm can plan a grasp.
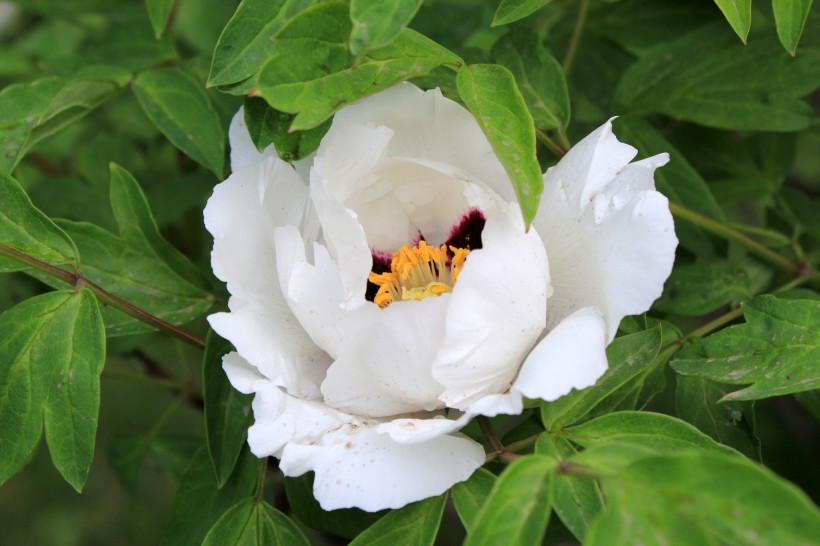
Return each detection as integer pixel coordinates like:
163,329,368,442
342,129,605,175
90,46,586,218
535,127,567,157
555,126,572,151
254,460,268,502
669,203,818,283
562,0,590,77
0,243,205,348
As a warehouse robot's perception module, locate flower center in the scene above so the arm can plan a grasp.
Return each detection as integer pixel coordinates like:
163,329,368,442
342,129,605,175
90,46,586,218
368,241,470,308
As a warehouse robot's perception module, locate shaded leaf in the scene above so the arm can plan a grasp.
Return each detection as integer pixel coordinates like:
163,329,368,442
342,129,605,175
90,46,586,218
255,1,461,131
456,63,542,227
773,0,815,54
133,68,225,176
203,331,253,488
350,0,424,55
243,96,330,161
451,467,497,532
348,495,446,546
654,262,752,316
146,0,175,38
713,0,752,43
465,455,554,546
492,0,551,26
202,498,311,546
672,295,820,400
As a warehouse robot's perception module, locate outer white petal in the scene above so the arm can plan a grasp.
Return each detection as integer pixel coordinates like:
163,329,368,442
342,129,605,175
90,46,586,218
222,351,266,394
433,208,550,410
205,156,330,398
320,295,450,417
514,307,609,402
228,107,277,172
330,83,515,203
533,119,677,340
307,425,483,511
375,413,472,444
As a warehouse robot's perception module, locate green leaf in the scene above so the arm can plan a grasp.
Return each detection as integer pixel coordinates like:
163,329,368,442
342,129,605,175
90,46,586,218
713,0,752,43
202,498,311,546
654,262,752,316
243,96,330,161
672,295,820,400
465,455,554,546
0,66,131,174
146,0,175,38
350,0,424,55
491,30,570,130
208,0,317,87
162,446,261,546
562,411,740,457
349,494,447,546
0,172,80,270
491,0,552,26
540,328,662,430
613,24,820,131
613,117,724,255
0,289,104,490
451,468,497,532
456,64,542,227
284,473,386,539
132,68,225,176
255,1,461,131
535,435,603,543
42,288,105,492
676,376,761,459
586,451,820,546
203,331,253,488
773,0,814,55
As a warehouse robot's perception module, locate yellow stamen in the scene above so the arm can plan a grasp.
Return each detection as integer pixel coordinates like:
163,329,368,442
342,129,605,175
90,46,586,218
369,241,471,309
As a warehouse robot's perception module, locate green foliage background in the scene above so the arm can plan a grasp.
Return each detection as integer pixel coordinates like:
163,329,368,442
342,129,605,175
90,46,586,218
0,0,818,544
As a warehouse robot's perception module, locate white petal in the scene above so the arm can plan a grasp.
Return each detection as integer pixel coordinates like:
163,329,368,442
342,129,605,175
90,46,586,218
331,83,515,203
321,295,449,417
205,157,330,398
376,413,472,444
514,307,609,402
467,392,524,417
534,120,677,340
228,107,278,172
307,426,484,511
222,351,265,394
433,209,550,410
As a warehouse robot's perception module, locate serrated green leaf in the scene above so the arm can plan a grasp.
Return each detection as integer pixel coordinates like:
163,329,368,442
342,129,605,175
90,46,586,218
54,221,213,336
465,455,554,546
162,446,261,546
255,1,461,131
491,30,570,130
0,172,80,271
586,451,820,546
456,64,542,227
349,495,446,546
203,331,253,488
563,411,740,457
672,295,820,400
0,289,104,490
675,376,761,459
284,473,385,539
208,0,317,87
350,0,423,55
202,498,311,546
491,0,552,26
42,288,105,492
540,328,661,430
451,467,497,532
535,435,603,542
146,0,175,38
0,66,131,174
132,68,225,176
713,0,752,43
613,23,820,131
773,0,815,55
243,96,330,161
654,262,752,316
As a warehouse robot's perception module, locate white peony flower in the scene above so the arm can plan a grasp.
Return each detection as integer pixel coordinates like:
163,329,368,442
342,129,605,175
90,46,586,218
204,83,677,512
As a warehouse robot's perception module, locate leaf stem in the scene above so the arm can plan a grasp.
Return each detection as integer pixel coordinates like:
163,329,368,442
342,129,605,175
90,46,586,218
254,459,268,502
479,416,525,463
0,243,205,348
535,127,567,157
562,0,590,77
